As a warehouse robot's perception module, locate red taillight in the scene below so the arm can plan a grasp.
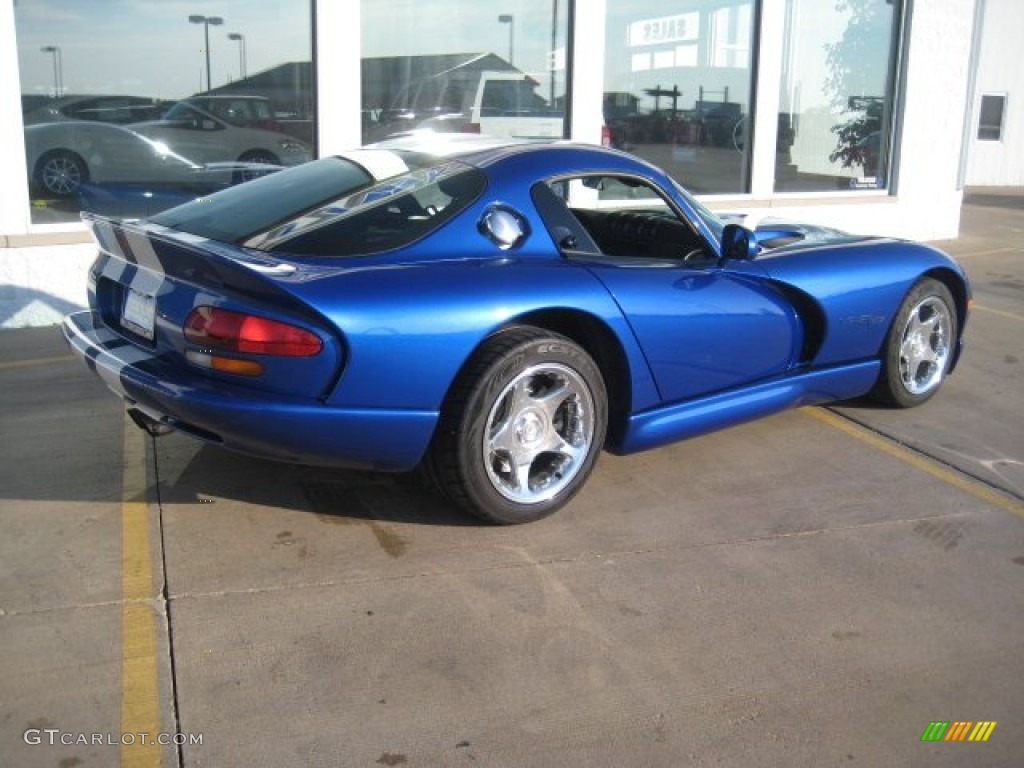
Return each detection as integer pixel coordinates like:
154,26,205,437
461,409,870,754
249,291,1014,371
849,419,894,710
601,125,612,147
184,306,322,357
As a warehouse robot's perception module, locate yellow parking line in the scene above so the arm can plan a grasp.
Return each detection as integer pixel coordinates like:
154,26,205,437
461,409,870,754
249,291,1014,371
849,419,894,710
0,354,74,371
805,408,1024,522
950,246,1019,259
121,414,162,768
973,304,1024,322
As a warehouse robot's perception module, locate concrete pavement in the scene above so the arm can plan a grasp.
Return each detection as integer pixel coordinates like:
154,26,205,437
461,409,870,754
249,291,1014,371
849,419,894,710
1,192,1021,767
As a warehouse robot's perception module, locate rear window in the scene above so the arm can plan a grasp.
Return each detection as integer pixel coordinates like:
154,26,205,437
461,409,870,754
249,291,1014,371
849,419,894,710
151,153,486,257
247,163,486,257
151,157,377,243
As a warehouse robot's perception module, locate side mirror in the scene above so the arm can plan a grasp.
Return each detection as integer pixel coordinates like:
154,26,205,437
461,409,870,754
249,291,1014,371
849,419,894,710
720,223,759,261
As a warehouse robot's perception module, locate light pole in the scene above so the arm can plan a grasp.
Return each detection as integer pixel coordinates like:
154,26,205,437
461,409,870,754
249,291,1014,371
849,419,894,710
498,14,515,67
40,45,63,97
549,0,559,105
189,14,224,92
228,32,246,80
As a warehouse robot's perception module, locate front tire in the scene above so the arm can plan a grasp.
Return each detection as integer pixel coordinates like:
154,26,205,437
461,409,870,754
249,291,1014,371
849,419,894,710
427,328,608,524
871,278,957,408
36,150,88,197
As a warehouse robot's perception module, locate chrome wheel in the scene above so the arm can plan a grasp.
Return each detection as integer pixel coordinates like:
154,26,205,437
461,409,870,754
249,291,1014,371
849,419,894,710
483,363,595,504
872,278,959,408
427,327,607,524
898,295,952,396
39,152,85,197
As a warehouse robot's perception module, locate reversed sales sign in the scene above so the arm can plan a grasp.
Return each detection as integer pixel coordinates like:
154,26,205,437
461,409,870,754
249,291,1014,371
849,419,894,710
628,13,699,48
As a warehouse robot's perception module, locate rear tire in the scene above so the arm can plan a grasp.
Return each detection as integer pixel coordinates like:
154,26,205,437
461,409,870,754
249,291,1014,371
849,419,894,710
871,278,957,408
426,327,607,524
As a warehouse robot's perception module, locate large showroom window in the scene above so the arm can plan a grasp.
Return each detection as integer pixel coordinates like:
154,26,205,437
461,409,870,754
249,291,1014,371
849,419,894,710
360,0,570,145
15,1,314,224
775,0,902,192
603,1,756,194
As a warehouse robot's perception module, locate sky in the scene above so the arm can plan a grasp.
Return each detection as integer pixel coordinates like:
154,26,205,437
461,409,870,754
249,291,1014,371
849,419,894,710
15,0,894,114
16,0,311,100
361,0,566,68
16,0,565,101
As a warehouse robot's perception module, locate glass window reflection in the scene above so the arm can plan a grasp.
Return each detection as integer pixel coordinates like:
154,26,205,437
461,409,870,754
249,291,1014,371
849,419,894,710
360,0,569,144
604,1,756,194
15,1,314,224
775,0,901,192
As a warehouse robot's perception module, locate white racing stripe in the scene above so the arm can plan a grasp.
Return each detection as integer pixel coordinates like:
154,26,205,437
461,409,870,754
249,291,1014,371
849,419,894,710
338,148,411,181
82,325,159,396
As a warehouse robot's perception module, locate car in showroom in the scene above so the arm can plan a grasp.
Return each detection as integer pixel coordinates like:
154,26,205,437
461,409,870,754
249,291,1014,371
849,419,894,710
62,138,969,524
171,95,282,132
25,121,208,198
129,100,311,169
22,93,171,126
24,121,282,207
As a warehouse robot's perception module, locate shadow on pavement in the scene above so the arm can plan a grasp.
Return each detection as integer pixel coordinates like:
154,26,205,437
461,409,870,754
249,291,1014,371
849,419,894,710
157,439,485,528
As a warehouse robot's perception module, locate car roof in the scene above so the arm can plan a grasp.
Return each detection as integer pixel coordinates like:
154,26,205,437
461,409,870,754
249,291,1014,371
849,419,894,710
185,94,270,101
366,133,539,156
364,134,644,171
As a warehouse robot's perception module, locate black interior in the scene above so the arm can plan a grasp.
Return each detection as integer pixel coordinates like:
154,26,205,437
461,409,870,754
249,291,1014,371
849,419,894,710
570,208,712,263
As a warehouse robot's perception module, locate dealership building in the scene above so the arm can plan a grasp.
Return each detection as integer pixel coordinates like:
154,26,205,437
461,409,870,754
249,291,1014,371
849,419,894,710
1,0,1020,327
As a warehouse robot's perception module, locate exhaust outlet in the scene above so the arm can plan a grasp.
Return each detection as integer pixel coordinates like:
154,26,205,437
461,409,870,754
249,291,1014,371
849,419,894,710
127,407,175,437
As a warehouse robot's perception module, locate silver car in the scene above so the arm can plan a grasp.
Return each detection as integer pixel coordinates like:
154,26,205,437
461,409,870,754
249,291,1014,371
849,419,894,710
25,121,203,197
22,94,170,126
25,121,282,199
130,101,311,168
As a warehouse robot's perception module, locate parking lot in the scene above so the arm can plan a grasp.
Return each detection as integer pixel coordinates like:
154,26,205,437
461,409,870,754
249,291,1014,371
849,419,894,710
1,192,1022,768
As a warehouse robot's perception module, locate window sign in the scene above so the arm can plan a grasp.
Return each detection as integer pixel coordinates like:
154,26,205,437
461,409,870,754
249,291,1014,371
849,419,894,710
628,14,700,48
15,1,314,224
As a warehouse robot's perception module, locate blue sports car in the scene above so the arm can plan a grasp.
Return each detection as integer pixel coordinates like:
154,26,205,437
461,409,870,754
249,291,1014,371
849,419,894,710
63,138,970,524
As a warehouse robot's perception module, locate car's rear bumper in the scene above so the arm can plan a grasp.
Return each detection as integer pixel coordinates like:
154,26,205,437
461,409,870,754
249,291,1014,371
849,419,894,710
62,311,437,471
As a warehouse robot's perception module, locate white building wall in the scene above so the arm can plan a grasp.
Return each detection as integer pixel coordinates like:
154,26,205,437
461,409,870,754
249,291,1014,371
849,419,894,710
965,0,1024,186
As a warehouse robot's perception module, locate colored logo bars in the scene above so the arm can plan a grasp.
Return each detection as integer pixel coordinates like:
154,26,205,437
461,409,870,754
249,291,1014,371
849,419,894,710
921,721,997,742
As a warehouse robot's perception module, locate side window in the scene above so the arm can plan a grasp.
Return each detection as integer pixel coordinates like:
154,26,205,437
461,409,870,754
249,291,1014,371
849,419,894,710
165,105,208,130
536,175,714,265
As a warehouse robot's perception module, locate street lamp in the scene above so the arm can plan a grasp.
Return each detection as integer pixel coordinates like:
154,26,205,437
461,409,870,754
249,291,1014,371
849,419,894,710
228,32,246,80
40,45,63,98
189,14,224,92
498,14,515,66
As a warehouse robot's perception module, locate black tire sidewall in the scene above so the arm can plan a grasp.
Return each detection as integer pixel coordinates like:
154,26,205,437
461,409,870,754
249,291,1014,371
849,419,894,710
454,333,608,524
878,278,957,408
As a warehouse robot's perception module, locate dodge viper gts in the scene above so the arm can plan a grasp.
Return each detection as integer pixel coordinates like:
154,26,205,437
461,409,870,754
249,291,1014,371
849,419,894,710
63,138,970,524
